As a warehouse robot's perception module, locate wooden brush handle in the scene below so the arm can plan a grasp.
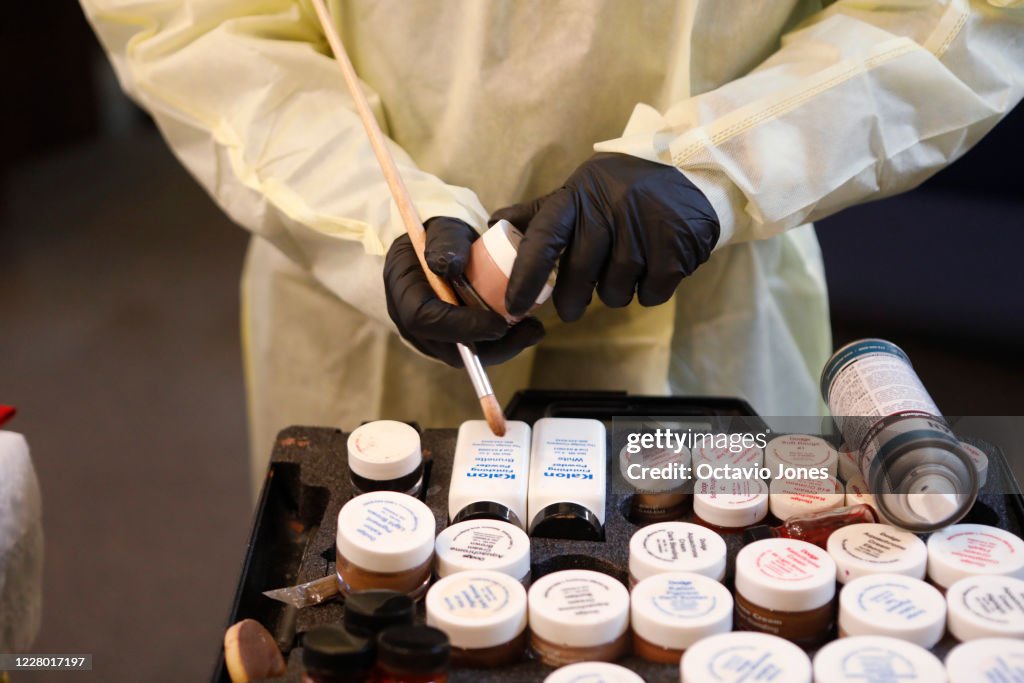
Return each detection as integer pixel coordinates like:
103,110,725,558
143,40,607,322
310,0,460,306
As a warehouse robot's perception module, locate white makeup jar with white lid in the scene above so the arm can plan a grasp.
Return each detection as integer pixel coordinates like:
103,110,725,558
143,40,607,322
628,521,727,586
425,569,528,668
838,573,946,647
813,635,946,683
693,477,768,531
945,638,1024,683
680,632,812,683
630,572,733,664
927,524,1024,591
347,420,424,497
434,520,531,584
826,523,927,584
527,569,630,667
543,662,644,683
769,476,844,521
765,434,838,479
733,538,837,648
335,491,436,598
946,574,1024,641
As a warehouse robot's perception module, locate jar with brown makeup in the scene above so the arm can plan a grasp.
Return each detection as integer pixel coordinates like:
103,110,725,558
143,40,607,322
335,491,436,599
425,570,528,667
733,538,837,648
527,570,630,667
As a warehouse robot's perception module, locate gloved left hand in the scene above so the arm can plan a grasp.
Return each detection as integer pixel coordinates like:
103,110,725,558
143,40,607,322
492,152,720,322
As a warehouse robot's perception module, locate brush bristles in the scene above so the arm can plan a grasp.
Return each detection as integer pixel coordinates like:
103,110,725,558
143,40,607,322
480,394,506,437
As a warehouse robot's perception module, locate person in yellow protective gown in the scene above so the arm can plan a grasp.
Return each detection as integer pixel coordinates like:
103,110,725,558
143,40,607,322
82,0,1024,493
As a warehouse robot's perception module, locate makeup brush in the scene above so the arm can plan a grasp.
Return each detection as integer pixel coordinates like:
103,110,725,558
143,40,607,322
310,0,506,436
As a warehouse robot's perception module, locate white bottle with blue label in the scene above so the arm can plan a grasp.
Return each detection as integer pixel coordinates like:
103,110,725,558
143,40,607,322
448,420,531,530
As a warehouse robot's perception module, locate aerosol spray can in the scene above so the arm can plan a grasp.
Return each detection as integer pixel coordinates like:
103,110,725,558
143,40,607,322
821,339,977,531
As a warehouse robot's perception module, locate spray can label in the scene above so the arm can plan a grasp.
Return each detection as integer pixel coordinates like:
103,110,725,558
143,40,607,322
820,339,940,452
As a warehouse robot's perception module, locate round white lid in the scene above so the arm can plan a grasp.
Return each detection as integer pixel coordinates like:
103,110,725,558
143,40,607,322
630,572,732,650
434,520,531,580
628,521,727,583
765,434,837,473
838,573,946,648
826,523,927,584
927,524,1024,589
425,570,527,649
618,444,691,494
336,491,436,573
347,420,421,481
482,220,555,304
734,538,836,612
959,441,989,488
837,443,861,482
768,476,844,521
527,570,630,647
946,574,1024,641
542,661,645,683
693,477,768,528
813,635,945,683
946,638,1024,683
693,443,764,469
680,632,811,683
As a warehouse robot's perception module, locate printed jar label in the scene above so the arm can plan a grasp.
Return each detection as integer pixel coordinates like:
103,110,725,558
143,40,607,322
755,544,828,582
641,527,712,564
935,529,1021,570
960,582,1024,626
445,525,516,563
705,642,787,681
353,498,423,543
853,581,935,622
768,436,833,467
542,576,616,619
437,576,511,616
840,528,915,565
839,645,921,682
650,578,718,619
540,437,598,481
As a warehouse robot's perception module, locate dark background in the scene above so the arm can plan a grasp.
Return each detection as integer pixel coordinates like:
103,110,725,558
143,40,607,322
2,5,1022,682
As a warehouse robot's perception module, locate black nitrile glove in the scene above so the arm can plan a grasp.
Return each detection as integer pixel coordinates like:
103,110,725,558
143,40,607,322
492,152,720,322
383,218,545,367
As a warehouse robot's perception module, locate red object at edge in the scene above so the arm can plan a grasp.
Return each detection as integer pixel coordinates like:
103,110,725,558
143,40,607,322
0,405,16,427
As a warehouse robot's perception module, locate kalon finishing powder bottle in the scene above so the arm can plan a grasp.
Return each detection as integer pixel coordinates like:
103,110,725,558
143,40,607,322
946,637,1024,683
768,476,844,521
813,635,946,683
826,523,927,584
946,575,1024,641
425,570,528,667
733,538,837,648
630,572,733,664
448,420,530,529
680,632,812,683
527,570,630,666
926,523,1024,591
765,434,838,479
837,573,946,647
628,521,727,586
692,478,769,533
347,421,424,497
434,520,531,584
335,492,436,598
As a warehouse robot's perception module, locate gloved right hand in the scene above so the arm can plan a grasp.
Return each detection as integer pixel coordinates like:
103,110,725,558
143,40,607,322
383,217,545,367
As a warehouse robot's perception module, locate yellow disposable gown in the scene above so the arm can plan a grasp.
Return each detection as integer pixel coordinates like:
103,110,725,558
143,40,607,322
82,0,1024,491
